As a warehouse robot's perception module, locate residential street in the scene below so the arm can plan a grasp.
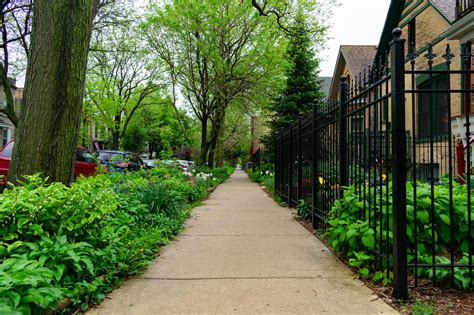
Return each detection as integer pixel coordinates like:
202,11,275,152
90,170,397,314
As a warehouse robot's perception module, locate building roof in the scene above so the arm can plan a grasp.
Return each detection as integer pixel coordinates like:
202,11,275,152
375,0,457,66
318,76,332,97
431,0,456,22
340,46,378,79
329,45,377,97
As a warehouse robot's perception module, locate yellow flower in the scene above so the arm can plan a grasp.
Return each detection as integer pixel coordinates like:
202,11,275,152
382,174,387,181
319,177,325,185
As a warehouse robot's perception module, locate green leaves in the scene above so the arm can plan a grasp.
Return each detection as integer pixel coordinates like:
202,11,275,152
326,179,474,289
0,167,233,313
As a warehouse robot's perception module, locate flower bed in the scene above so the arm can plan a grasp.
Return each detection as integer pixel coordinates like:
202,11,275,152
0,166,233,313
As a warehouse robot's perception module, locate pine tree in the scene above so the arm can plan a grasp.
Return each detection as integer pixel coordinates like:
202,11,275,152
269,14,323,133
262,14,324,159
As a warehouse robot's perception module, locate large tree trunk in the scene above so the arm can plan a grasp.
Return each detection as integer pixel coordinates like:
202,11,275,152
111,114,121,149
215,114,225,167
207,139,216,168
9,0,98,185
198,118,209,166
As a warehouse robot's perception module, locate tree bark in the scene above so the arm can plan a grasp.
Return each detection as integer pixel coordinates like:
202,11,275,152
207,138,216,168
215,114,225,167
9,0,98,185
198,118,209,166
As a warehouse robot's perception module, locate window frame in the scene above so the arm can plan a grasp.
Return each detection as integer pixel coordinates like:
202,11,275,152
417,72,450,141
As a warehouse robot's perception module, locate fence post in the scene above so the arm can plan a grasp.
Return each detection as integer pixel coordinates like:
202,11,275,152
312,104,318,228
339,76,348,197
288,125,293,207
390,27,408,301
297,118,302,203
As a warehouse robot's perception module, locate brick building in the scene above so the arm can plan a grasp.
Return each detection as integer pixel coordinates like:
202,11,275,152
372,0,472,179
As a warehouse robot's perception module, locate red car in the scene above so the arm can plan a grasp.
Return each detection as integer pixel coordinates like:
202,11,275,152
0,140,98,186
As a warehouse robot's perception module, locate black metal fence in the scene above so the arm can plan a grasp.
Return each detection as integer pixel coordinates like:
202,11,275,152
274,29,474,299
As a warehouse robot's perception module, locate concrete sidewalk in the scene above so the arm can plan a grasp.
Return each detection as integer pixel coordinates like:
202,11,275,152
91,170,397,314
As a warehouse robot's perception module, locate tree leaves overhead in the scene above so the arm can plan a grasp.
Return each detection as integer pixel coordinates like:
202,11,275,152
143,0,288,165
86,3,161,149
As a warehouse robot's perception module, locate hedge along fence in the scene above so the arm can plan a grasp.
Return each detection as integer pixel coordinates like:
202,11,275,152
0,166,234,314
274,29,474,299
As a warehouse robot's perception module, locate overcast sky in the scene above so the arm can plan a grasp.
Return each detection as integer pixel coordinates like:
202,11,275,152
319,0,391,77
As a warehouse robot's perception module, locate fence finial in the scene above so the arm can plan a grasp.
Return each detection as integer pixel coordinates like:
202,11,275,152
392,27,402,39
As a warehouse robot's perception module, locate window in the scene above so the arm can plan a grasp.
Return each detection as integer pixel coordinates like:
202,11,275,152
76,149,94,163
417,163,440,183
0,140,13,157
418,74,449,139
408,19,416,52
0,127,8,148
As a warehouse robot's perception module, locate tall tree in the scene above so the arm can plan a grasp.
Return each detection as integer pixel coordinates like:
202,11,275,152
144,0,286,167
8,0,100,184
122,98,196,158
267,12,324,134
0,0,32,127
87,22,160,149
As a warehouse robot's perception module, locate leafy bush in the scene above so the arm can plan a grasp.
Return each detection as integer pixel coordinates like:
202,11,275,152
296,200,312,221
326,180,474,288
0,166,233,313
248,164,274,192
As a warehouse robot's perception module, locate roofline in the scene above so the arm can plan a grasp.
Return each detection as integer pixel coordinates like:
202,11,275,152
429,0,454,24
329,47,345,97
374,0,405,65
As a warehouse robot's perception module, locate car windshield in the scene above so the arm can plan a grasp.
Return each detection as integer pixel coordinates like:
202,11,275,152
77,149,95,163
98,152,125,162
0,142,14,157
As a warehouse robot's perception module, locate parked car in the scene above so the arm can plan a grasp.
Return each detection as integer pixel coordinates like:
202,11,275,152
0,140,98,186
177,160,190,171
142,159,157,168
97,150,144,172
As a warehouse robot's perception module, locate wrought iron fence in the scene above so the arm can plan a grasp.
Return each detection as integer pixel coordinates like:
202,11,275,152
274,29,474,299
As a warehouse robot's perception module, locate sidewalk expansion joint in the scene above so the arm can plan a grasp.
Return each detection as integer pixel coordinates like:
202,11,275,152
134,276,348,281
182,234,311,237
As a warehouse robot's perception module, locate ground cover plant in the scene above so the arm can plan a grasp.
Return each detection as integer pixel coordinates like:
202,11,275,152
247,164,275,193
325,180,474,289
0,165,233,314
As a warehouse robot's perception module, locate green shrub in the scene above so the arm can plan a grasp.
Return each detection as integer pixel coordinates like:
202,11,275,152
296,200,312,221
0,166,233,313
248,164,274,192
326,180,474,288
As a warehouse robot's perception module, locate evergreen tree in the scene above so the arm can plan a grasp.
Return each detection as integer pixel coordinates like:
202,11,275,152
262,13,324,160
269,14,323,133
